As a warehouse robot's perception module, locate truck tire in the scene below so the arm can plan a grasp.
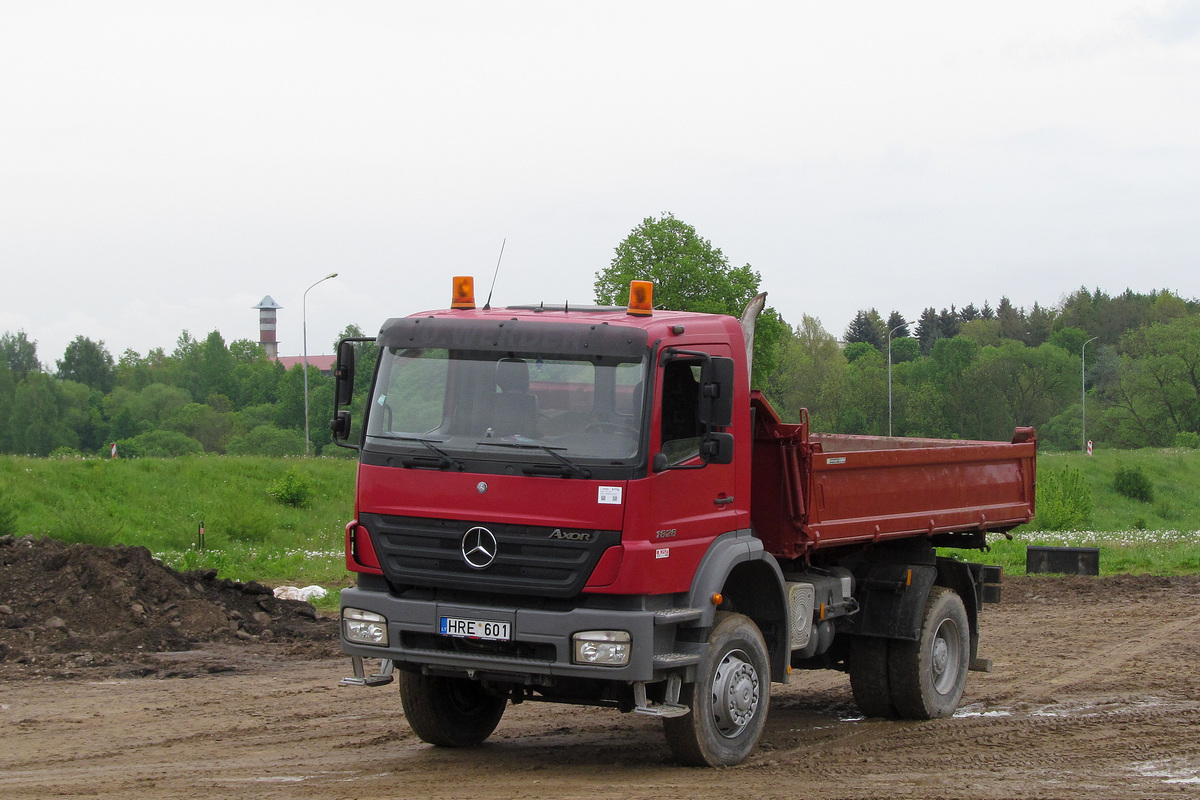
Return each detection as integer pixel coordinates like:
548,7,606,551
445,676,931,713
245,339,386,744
887,586,969,719
849,636,897,718
399,671,506,747
663,612,769,767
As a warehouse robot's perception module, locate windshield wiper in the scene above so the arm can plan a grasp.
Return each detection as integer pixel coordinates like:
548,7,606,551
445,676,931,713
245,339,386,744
379,434,464,471
477,441,592,479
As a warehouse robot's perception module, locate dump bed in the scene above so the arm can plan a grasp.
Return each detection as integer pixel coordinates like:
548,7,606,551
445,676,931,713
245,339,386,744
749,392,1036,560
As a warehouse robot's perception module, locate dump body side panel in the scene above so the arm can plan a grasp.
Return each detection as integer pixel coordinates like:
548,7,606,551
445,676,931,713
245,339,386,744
749,392,1036,559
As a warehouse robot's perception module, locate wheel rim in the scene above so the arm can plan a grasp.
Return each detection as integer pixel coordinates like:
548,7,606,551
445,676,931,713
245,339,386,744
710,648,760,738
930,618,962,695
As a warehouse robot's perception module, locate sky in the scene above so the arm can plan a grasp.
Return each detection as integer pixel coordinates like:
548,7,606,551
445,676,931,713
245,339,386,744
2,1,1199,367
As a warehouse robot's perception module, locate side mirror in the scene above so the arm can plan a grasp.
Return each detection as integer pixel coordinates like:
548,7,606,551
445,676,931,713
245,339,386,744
698,357,735,428
331,410,352,441
335,339,356,407
700,432,734,465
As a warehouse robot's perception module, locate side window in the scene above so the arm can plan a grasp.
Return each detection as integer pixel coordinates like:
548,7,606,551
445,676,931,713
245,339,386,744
660,359,702,463
372,348,449,435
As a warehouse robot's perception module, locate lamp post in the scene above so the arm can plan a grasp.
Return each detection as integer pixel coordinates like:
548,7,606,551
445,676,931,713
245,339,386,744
1081,336,1098,453
888,322,913,437
303,272,338,455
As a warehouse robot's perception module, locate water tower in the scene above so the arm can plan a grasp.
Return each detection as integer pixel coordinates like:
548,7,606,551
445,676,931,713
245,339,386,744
253,295,282,360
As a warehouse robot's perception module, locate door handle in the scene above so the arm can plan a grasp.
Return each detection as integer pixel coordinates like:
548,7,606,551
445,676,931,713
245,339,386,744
714,495,734,506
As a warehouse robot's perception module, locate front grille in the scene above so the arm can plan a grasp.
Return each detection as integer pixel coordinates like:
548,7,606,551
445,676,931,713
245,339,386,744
361,513,621,598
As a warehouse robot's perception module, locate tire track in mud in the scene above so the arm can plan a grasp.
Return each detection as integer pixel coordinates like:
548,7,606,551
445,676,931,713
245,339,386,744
1035,612,1200,692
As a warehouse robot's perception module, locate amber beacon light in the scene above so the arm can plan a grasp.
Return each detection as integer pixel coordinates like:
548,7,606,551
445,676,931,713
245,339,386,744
451,276,476,309
627,280,654,316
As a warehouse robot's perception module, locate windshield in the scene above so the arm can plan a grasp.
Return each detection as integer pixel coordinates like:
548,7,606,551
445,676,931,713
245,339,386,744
366,347,647,463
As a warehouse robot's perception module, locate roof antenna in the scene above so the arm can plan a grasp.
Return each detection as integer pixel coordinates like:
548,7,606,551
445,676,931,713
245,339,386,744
482,238,506,310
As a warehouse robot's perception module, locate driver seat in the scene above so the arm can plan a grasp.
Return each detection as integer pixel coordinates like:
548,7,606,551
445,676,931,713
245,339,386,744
491,358,538,438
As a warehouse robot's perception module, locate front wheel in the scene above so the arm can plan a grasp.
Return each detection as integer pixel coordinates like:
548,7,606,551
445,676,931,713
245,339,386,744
663,612,770,766
399,671,506,747
888,586,970,719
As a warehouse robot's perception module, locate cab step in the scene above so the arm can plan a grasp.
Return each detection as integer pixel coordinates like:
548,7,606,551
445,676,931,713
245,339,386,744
339,655,395,686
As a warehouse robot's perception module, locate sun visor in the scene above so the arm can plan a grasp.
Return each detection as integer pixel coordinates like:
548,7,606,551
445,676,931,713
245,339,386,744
377,317,650,359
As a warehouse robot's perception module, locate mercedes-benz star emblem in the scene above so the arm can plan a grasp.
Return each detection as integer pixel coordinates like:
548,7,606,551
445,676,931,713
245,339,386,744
461,526,498,569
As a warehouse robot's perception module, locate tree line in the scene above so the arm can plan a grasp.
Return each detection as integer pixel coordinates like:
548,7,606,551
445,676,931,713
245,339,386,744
764,291,1200,450
598,214,1200,452
0,326,375,458
3,213,1198,457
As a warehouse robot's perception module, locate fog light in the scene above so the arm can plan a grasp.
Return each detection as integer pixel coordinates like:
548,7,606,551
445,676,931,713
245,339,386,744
342,607,388,646
572,631,631,666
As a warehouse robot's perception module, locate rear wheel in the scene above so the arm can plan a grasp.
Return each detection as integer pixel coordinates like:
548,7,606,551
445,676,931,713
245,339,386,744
663,612,770,767
849,636,897,718
399,671,506,746
888,586,969,719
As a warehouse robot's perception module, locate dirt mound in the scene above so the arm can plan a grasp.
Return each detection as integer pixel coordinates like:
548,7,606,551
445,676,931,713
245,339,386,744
0,535,337,677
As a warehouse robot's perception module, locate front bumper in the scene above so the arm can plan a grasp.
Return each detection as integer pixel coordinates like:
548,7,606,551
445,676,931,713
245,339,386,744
339,587,669,683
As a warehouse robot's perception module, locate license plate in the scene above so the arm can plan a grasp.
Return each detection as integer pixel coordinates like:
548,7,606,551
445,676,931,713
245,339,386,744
440,616,511,641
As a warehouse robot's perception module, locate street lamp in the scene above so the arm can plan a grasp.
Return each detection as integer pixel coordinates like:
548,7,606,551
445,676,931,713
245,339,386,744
888,321,914,437
1081,336,1098,453
303,272,338,455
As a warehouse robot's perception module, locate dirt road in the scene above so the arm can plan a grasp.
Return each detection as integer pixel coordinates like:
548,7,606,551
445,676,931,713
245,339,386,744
3,574,1200,800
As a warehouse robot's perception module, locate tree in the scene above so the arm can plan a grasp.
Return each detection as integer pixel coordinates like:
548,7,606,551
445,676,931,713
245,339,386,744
762,315,848,429
56,336,115,393
968,341,1078,440
8,372,74,455
996,297,1025,342
889,336,920,363
926,337,982,438
594,213,788,386
915,308,940,356
958,319,1002,347
0,360,14,452
163,402,234,453
1026,303,1055,346
844,310,884,350
229,339,267,363
1048,326,1090,356
57,380,107,453
197,331,234,399
937,307,961,340
1098,315,1200,446
0,330,40,379
885,311,911,340
841,346,887,434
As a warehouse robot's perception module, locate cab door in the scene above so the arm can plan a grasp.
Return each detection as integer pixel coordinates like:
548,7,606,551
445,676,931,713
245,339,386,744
645,344,741,584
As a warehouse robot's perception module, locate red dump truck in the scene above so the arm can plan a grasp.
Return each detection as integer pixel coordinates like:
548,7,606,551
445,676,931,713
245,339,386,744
332,278,1036,766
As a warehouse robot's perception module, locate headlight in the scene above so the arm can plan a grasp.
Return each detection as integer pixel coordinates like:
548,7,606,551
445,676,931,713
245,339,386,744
572,630,631,666
342,607,388,646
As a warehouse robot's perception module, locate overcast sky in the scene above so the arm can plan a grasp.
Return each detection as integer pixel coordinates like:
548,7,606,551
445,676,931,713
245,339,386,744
2,1,1198,367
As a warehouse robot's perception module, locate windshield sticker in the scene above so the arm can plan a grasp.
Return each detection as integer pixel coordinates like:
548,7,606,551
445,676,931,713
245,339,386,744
598,486,622,505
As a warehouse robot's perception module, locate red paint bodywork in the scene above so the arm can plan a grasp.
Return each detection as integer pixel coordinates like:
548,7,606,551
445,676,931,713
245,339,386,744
347,304,1036,594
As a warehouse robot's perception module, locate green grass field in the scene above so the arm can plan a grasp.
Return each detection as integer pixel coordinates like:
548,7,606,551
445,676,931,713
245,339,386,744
982,446,1200,576
1,446,1197,604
